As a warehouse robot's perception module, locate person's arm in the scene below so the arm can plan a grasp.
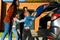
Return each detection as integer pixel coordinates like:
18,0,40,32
31,12,37,17
15,18,26,23
29,16,36,20
32,18,35,20
16,19,24,23
31,12,37,20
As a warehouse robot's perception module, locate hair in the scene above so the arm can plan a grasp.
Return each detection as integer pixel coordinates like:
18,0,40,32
8,0,17,12
20,7,28,19
12,0,18,18
8,0,18,23
15,13,20,17
23,7,28,13
11,0,17,7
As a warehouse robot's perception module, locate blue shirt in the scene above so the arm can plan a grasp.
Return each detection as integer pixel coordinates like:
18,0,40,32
12,18,20,27
12,16,35,28
19,16,35,28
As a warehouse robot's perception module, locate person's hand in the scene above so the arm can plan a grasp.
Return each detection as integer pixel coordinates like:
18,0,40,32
31,12,37,16
13,18,16,21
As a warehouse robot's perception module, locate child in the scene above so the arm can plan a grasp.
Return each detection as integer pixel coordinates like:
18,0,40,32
19,12,36,40
12,11,36,40
12,14,21,40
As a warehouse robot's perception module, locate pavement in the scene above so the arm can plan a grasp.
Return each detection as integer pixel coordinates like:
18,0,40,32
0,37,42,40
0,30,43,40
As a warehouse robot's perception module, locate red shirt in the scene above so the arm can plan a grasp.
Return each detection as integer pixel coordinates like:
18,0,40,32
3,5,14,22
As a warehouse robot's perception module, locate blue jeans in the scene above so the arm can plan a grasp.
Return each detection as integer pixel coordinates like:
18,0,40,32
1,22,12,40
12,27,19,40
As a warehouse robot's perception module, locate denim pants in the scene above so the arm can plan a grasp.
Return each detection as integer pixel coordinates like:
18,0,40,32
1,22,12,40
12,27,19,40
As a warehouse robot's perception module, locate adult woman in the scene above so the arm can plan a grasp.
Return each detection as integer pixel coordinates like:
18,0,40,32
19,7,26,40
1,0,18,40
20,7,35,40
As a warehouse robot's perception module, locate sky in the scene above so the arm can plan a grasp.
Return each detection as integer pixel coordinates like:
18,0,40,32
3,0,25,2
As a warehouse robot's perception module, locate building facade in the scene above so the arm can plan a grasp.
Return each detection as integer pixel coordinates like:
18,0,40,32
0,1,49,32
